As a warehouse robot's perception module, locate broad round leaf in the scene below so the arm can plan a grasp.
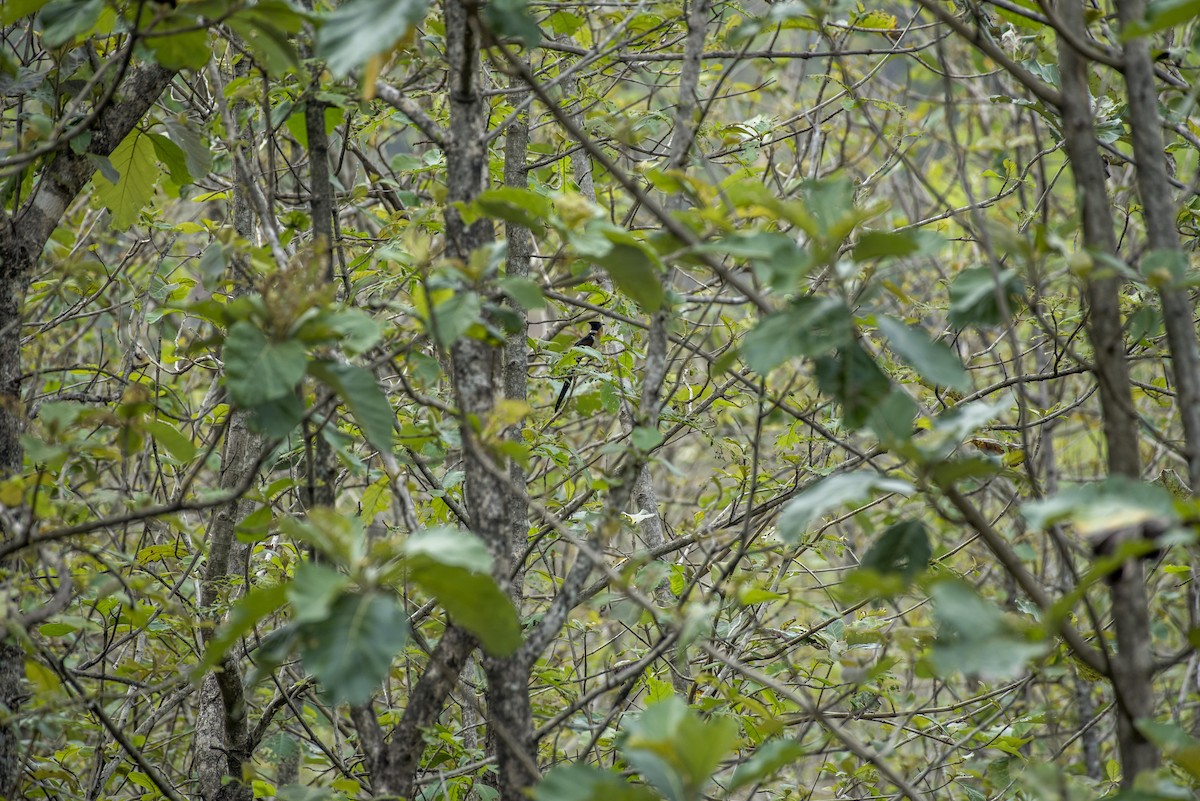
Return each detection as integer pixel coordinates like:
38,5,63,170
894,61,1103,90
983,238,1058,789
876,315,970,391
224,321,308,407
406,528,522,656
316,0,429,77
299,592,409,707
309,361,395,454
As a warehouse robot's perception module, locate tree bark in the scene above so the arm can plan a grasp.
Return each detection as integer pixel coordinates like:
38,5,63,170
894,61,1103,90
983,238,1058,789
443,2,535,798
1115,0,1200,493
195,411,261,801
193,58,264,801
302,73,338,515
503,75,532,590
1055,0,1157,783
0,61,176,800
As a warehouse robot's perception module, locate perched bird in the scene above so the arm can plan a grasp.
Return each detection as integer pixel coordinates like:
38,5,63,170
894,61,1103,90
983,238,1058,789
554,321,603,412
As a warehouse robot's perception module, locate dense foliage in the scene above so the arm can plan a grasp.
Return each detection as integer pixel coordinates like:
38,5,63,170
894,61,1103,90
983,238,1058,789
4,0,1200,799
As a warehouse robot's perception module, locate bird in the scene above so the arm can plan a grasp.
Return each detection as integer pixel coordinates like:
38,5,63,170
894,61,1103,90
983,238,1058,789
554,321,603,412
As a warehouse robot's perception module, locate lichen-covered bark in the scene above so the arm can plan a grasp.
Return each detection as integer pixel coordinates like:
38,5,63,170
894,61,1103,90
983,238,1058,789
1116,0,1200,492
357,625,476,798
302,77,337,517
441,2,533,798
0,61,176,799
194,409,261,801
192,60,263,800
503,77,532,587
1055,0,1156,782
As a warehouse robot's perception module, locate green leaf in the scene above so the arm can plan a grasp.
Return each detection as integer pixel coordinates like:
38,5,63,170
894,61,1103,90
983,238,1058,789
326,308,384,355
989,0,1047,29
228,19,298,74
570,223,664,310
699,231,795,261
1140,248,1190,290
164,119,212,181
853,230,921,260
777,472,914,544
947,267,1022,329
928,579,1047,679
800,176,861,239
594,244,664,312
2,0,51,25
147,132,193,187
235,505,274,543
280,510,366,567
1127,0,1200,35
277,785,344,801
295,307,382,354
405,528,523,656
919,397,1009,462
483,0,542,47
475,186,552,235
619,696,740,801
38,0,102,47
201,583,290,670
244,624,303,687
814,341,892,429
858,520,931,581
308,361,395,454
741,296,854,373
143,25,211,71
287,562,350,624
631,426,663,452
248,393,306,439
299,592,409,706
698,231,810,288
1022,476,1176,534
360,475,392,518
1137,721,1200,780
227,4,304,74
929,456,1003,485
499,276,545,309
546,10,585,35
876,316,969,391
430,291,482,348
729,738,807,790
316,0,430,77
866,389,917,448
534,765,660,801
93,130,161,231
224,321,308,407
146,420,196,463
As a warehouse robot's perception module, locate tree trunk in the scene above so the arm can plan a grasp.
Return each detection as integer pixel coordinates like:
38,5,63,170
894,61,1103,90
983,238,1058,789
443,2,534,797
503,74,532,591
0,62,176,799
1054,0,1157,782
192,57,263,801
1115,0,1200,493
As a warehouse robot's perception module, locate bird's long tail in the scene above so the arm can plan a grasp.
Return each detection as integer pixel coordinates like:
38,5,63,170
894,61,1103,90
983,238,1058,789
554,377,572,412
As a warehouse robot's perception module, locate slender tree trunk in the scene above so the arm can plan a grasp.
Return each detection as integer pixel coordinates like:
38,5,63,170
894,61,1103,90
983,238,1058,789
1055,0,1157,783
0,62,175,799
355,625,476,797
1115,0,1200,492
303,83,338,513
350,12,493,797
0,261,30,798
503,75,532,591
193,58,263,801
1055,31,1140,478
194,413,261,801
443,3,534,798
